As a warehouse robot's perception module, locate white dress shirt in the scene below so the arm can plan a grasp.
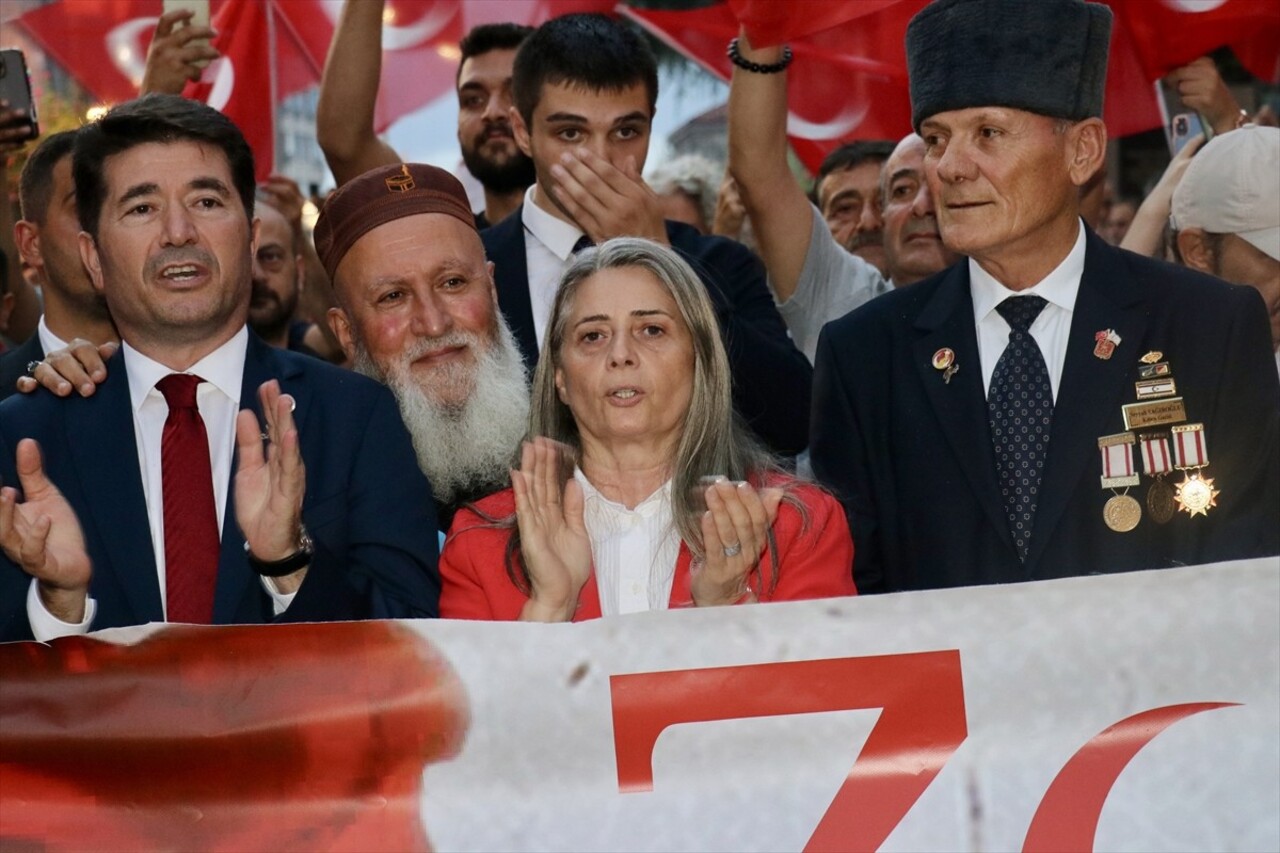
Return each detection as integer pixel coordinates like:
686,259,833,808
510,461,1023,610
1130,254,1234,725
28,326,295,640
971,221,1087,401
36,315,70,357
521,185,588,349
576,469,681,615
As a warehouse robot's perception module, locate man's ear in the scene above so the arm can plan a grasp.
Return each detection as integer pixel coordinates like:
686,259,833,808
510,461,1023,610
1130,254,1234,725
77,231,106,294
1067,118,1107,188
511,106,533,158
326,306,357,362
1177,228,1215,274
13,221,42,267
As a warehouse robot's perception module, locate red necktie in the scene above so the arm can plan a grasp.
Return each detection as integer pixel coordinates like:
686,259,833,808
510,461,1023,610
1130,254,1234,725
157,373,219,623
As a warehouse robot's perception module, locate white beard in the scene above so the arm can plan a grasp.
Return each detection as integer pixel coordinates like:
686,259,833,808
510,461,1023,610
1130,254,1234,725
353,317,530,504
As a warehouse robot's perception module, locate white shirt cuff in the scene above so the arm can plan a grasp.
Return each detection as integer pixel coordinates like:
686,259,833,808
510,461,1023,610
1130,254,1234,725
260,575,297,616
27,578,96,641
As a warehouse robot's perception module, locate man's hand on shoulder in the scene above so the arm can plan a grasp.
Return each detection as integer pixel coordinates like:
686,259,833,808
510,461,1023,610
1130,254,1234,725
0,439,92,623
235,380,309,594
16,340,117,398
548,148,669,245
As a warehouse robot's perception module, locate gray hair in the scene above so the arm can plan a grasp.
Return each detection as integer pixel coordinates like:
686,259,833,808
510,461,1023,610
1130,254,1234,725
646,154,723,234
509,238,789,589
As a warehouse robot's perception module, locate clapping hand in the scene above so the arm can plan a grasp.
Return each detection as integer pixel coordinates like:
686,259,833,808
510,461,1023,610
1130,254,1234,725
691,477,783,607
0,439,92,623
235,380,308,592
513,437,591,622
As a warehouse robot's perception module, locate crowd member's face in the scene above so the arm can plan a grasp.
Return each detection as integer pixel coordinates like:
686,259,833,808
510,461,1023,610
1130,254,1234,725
818,160,887,274
249,203,303,339
513,81,652,226
656,189,706,234
25,156,108,317
1100,200,1136,246
1184,231,1280,348
457,48,533,194
79,139,253,352
330,213,499,410
880,135,960,286
555,266,694,460
922,107,1087,268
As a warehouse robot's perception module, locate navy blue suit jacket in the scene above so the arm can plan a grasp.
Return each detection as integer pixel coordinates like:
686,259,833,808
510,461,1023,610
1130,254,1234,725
0,332,440,641
811,230,1280,593
481,207,813,455
0,334,43,404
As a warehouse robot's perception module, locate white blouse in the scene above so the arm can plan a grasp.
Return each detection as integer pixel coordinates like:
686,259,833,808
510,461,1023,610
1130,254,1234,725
575,469,682,615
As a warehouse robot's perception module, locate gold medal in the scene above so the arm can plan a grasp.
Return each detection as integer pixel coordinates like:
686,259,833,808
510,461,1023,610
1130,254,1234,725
1146,477,1176,524
1104,493,1142,532
1175,471,1219,517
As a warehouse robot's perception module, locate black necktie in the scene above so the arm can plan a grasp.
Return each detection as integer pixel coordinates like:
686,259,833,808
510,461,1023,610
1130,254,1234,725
988,295,1053,561
572,235,594,254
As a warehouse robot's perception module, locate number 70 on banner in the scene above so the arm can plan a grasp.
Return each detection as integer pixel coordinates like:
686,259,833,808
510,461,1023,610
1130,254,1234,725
609,652,1235,852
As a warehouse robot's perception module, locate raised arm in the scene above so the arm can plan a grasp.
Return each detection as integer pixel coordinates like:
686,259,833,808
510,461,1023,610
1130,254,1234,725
316,0,401,187
727,26,815,303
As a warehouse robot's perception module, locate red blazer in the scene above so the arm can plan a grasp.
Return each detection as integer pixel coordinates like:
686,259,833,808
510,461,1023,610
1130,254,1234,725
440,481,856,621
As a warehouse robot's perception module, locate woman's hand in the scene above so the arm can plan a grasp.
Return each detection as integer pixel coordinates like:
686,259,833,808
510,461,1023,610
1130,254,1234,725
514,437,592,622
692,478,784,607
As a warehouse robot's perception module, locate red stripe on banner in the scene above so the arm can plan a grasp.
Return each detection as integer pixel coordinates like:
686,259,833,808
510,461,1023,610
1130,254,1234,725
1024,702,1239,853
1194,429,1208,466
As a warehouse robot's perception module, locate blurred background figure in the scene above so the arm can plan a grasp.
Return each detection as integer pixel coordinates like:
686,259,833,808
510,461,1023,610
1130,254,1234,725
1099,194,1139,246
1171,124,1280,375
646,153,721,235
810,140,895,274
440,238,855,621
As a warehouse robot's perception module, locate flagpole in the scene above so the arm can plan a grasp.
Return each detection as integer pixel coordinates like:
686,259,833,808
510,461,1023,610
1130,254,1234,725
266,0,280,177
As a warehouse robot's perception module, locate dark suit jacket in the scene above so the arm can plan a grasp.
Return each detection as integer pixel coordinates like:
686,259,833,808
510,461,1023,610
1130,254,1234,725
811,230,1280,594
0,334,43,404
0,332,440,641
481,207,813,455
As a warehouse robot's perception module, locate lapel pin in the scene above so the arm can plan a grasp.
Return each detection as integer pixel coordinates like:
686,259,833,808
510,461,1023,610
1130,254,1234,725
1140,350,1163,364
1093,329,1121,360
932,348,959,384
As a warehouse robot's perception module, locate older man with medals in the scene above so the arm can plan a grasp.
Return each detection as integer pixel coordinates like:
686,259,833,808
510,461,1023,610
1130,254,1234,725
811,0,1280,594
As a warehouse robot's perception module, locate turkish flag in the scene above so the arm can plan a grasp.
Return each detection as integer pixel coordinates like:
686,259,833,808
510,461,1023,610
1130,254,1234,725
626,0,1280,173
182,0,277,181
14,0,322,109
274,0,616,135
15,0,164,105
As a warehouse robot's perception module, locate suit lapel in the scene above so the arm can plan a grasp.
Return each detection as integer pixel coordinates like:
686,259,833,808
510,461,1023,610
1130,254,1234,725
69,349,163,623
484,207,540,368
1025,234,1147,568
211,335,304,622
911,266,1017,553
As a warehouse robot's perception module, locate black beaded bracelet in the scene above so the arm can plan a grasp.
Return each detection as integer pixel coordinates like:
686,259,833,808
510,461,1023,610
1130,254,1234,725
727,37,793,74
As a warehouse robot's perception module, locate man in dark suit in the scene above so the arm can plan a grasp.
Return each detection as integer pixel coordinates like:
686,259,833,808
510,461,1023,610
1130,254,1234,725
0,130,118,401
0,95,439,641
484,13,812,456
811,0,1280,594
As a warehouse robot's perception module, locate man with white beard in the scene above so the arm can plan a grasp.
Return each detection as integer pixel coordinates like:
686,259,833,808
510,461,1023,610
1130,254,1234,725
313,163,530,531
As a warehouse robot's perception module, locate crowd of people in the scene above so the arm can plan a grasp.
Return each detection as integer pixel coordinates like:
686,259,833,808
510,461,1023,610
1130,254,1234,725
0,0,1275,639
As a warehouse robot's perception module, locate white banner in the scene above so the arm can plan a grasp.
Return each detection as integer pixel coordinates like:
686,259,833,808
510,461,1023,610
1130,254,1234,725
3,559,1277,852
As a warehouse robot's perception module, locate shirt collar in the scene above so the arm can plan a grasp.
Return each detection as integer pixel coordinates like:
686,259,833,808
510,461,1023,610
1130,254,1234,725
123,326,248,414
37,315,69,355
970,219,1087,320
522,184,586,262
574,467,672,518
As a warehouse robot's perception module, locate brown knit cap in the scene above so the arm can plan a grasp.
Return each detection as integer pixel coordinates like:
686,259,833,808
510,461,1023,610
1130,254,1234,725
314,163,477,280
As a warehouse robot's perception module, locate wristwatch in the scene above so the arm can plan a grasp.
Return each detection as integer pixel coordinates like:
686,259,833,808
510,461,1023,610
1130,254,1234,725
245,525,314,577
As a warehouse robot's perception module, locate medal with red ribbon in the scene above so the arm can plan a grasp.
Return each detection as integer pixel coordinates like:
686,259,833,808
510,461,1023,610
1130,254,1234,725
1139,433,1176,523
1098,432,1141,532
1171,423,1218,517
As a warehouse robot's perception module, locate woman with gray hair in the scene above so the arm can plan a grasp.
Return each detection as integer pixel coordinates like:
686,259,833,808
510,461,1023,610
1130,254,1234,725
440,238,854,621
